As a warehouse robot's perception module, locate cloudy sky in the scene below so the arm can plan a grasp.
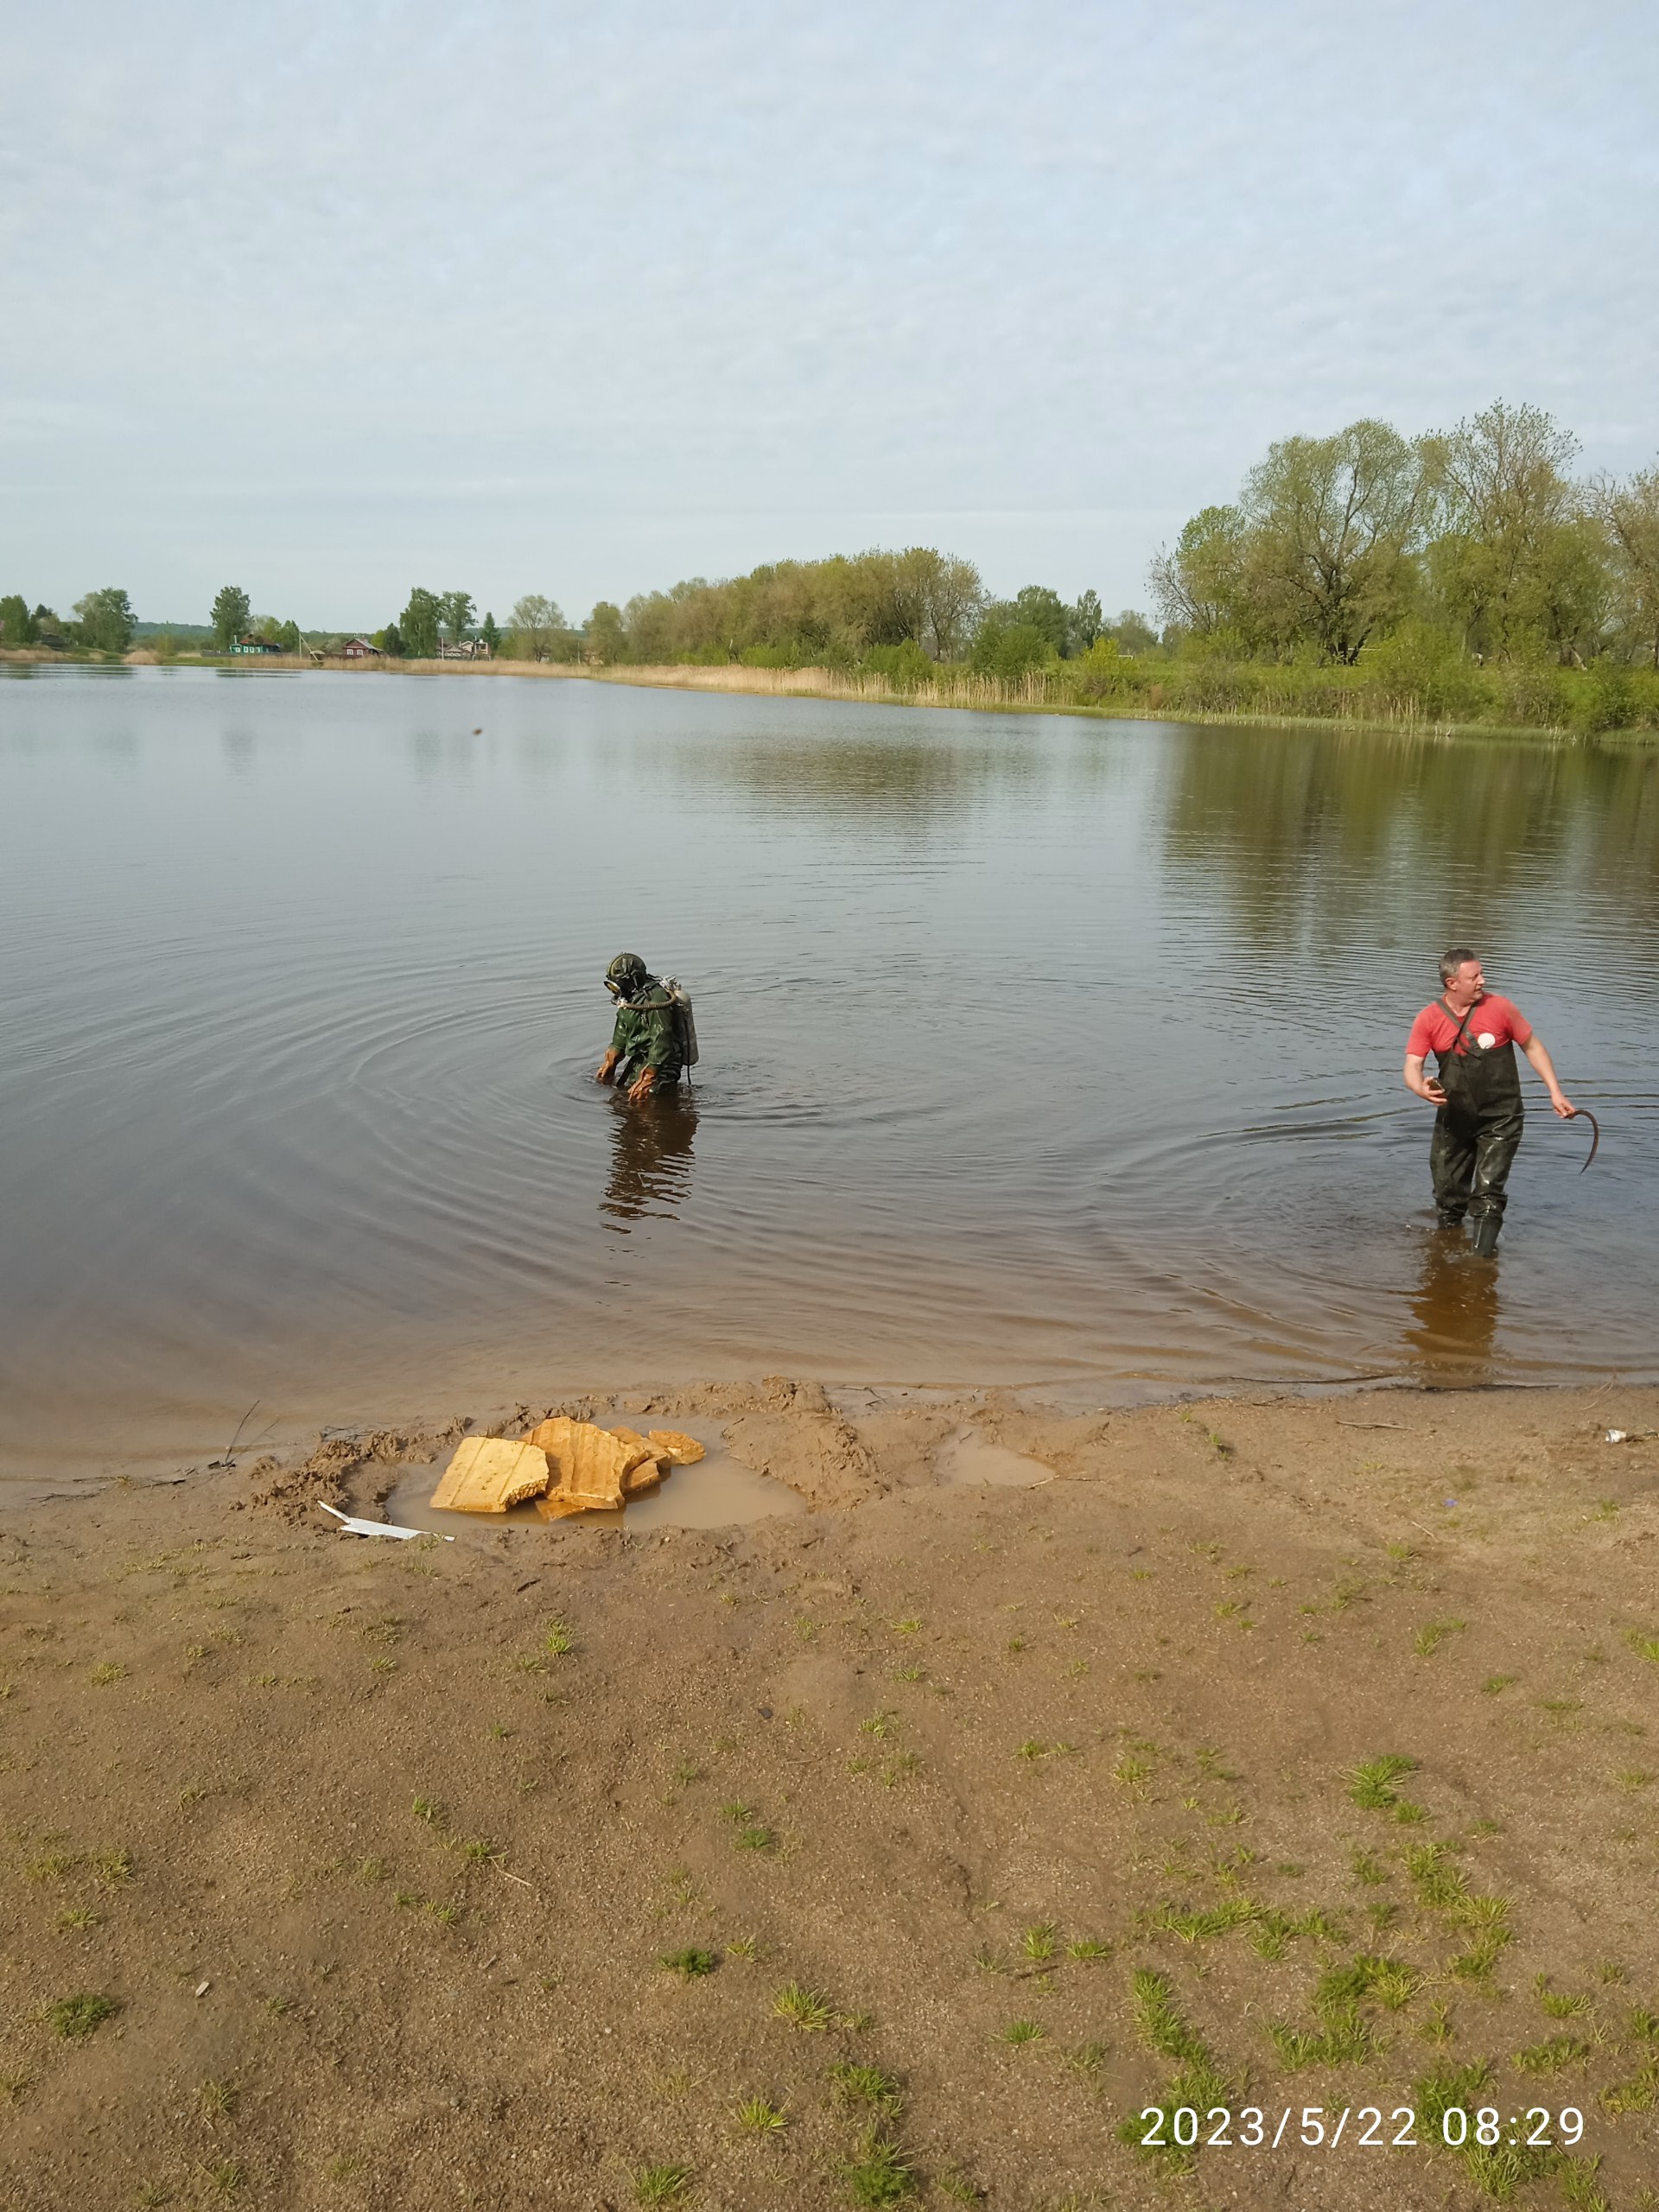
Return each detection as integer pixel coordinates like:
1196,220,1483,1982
3,0,1655,629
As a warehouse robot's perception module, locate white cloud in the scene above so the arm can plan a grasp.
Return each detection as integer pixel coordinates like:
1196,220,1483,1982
3,0,1656,622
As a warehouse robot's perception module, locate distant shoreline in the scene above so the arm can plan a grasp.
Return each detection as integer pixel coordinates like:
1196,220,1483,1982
5,643,1654,745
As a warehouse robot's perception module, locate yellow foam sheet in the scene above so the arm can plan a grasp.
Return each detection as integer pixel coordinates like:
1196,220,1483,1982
429,1436,551,1515
647,1428,706,1466
611,1427,667,1495
528,1418,656,1516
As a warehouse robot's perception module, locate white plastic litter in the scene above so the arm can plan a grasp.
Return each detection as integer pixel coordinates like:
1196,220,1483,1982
316,1501,452,1541
1606,1430,1629,1445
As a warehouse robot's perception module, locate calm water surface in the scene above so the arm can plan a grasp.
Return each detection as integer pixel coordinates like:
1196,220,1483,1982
3,667,1656,1483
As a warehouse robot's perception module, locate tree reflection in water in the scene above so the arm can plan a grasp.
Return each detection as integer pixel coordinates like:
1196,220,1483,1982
601,1091,698,1230
1404,1233,1500,1383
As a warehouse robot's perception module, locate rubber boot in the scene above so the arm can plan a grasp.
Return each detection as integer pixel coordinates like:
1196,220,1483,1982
1471,1211,1501,1258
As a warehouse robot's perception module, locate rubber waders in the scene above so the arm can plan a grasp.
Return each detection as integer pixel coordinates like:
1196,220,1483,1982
1430,998,1524,1255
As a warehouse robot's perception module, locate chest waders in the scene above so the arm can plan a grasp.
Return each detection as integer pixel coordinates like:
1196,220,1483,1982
1430,996,1524,1255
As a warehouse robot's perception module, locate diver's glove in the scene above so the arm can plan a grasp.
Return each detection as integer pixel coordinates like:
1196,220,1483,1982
595,1049,620,1084
626,1065,658,1104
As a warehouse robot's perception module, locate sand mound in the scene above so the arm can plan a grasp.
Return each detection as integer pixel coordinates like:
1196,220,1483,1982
722,1376,886,1510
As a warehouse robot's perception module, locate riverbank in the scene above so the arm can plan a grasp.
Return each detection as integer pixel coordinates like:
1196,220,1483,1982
10,646,1658,743
4,1378,1656,2208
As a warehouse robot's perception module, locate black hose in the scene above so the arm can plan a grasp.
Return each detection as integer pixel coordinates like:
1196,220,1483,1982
1575,1108,1600,1173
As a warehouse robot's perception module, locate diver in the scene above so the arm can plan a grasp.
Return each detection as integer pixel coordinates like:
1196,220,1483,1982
594,953,696,1104
1402,947,1577,1255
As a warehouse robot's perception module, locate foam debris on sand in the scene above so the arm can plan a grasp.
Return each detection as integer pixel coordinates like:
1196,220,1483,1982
316,1501,450,1540
423,1421,700,1522
429,1436,553,1514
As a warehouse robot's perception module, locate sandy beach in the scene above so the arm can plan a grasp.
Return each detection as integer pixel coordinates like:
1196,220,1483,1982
4,1378,1657,2209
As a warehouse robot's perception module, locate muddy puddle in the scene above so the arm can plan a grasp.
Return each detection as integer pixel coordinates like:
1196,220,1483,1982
935,1426,1055,1487
383,1420,806,1535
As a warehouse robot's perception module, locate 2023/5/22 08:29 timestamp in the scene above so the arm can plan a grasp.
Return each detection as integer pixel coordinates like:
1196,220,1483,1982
1133,2104,1585,2152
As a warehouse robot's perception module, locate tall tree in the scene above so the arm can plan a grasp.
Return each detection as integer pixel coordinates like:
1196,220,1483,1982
1239,419,1429,662
923,555,985,660
1426,400,1583,659
1148,505,1254,640
1595,464,1659,667
400,588,442,658
73,587,136,654
0,594,36,646
1011,586,1071,657
1104,608,1160,654
480,611,499,654
1071,589,1103,652
585,602,627,664
440,590,474,643
210,584,251,650
508,594,565,660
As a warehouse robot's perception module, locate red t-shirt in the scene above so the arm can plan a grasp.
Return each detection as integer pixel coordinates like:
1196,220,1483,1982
1407,992,1533,1063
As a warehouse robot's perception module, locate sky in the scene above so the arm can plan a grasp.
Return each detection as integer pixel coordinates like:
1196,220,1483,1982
3,0,1656,631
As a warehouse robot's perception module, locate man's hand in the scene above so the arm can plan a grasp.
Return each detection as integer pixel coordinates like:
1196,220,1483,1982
626,1065,658,1105
1404,1051,1446,1105
1551,1093,1577,1120
595,1050,620,1085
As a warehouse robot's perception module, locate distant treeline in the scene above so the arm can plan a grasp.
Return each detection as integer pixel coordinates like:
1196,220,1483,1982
8,399,1656,732
461,399,1659,731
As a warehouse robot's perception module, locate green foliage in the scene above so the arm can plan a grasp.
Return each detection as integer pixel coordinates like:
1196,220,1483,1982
1009,584,1070,655
506,594,570,661
624,545,986,667
439,590,474,642
0,593,37,645
400,587,442,658
862,640,936,688
210,584,250,650
586,601,628,663
73,587,135,655
1360,620,1484,721
969,618,1052,682
1573,657,1637,734
1146,397,1659,683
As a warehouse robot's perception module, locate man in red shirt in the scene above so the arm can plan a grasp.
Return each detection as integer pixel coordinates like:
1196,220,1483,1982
1403,948,1577,1255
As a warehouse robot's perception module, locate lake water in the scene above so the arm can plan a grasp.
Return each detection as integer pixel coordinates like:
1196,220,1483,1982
3,665,1656,1485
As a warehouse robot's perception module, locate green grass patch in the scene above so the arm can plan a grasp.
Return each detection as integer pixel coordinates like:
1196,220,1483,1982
829,2063,904,2116
43,1992,118,2040
658,1948,717,1980
837,2126,915,2207
1349,1753,1419,1809
1415,2059,1558,2198
632,2164,693,2205
772,1982,833,2031
1413,1620,1466,1657
1514,2035,1592,2075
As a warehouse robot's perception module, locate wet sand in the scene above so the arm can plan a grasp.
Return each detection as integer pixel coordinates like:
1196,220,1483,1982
4,1379,1658,2208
